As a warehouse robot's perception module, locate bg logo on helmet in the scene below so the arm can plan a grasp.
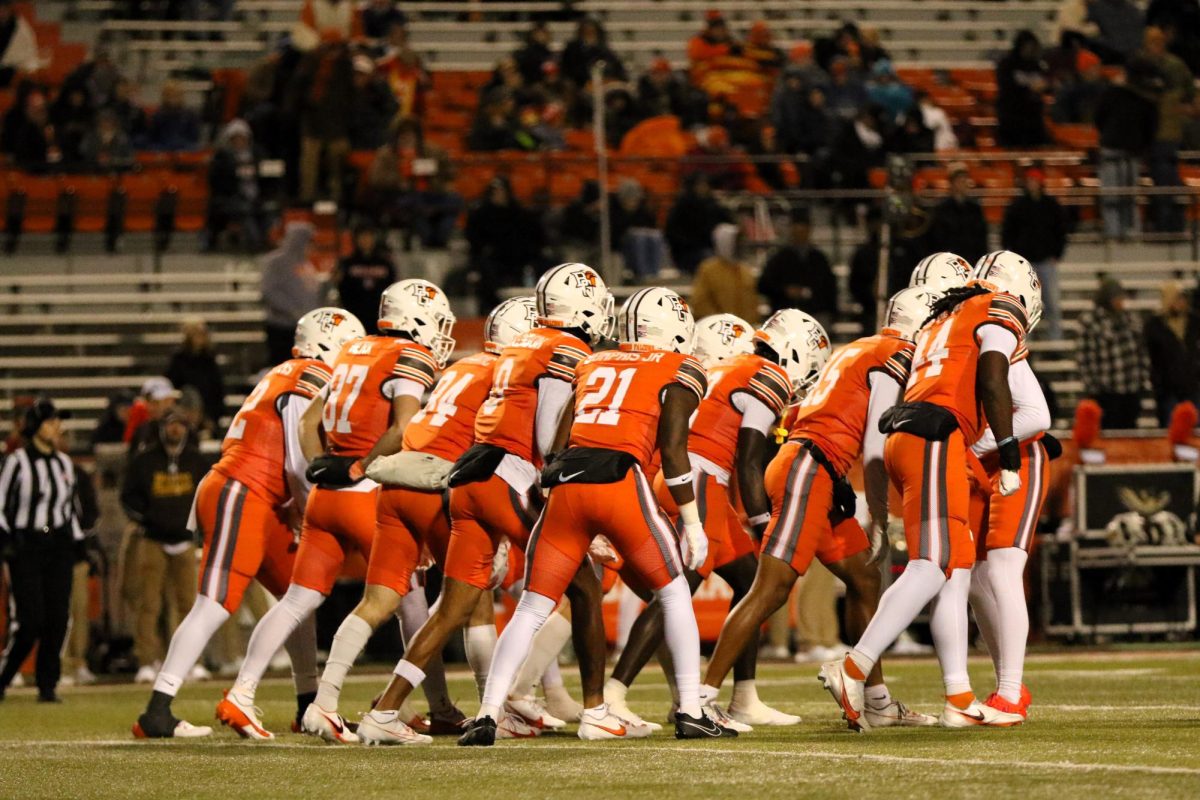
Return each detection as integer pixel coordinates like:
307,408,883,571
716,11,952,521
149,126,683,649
318,311,346,332
718,320,745,345
569,269,598,298
408,284,439,306
669,296,689,321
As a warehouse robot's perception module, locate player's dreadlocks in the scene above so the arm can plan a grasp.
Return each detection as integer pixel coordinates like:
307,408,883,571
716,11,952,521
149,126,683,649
922,284,990,328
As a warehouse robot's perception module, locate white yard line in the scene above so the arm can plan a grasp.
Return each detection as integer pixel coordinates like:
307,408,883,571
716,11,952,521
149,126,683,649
3,740,1199,777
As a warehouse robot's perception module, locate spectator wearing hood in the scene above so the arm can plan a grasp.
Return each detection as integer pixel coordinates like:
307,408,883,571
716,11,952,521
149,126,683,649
144,81,201,152
1144,281,1200,426
927,164,989,266
165,318,225,434
757,208,836,329
690,223,760,322
1078,278,1150,429
559,18,626,88
464,178,544,310
866,59,913,121
664,172,734,274
996,30,1051,147
206,119,265,252
261,220,326,365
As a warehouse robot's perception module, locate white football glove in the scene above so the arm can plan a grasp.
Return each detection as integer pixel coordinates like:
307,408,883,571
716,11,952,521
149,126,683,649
866,518,890,566
488,537,511,590
588,535,619,564
998,468,1022,496
681,521,708,572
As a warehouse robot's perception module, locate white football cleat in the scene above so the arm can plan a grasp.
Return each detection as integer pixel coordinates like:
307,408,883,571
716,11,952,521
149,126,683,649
301,703,360,744
357,710,433,745
605,699,663,732
74,666,97,686
215,690,274,740
818,659,869,732
506,695,567,730
134,665,158,684
727,699,801,726
864,700,938,728
544,686,583,723
939,699,1024,729
704,702,753,733
495,711,541,740
577,704,654,740
188,664,212,681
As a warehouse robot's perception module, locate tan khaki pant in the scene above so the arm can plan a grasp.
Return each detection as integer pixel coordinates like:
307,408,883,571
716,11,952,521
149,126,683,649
766,561,841,651
299,136,350,202
62,561,91,674
133,539,198,667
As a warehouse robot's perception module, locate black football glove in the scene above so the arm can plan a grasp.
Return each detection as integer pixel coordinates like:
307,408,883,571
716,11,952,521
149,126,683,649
1041,433,1063,461
306,455,366,487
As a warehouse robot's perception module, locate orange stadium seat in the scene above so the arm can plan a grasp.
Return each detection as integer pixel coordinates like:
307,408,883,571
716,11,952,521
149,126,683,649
118,171,168,234
60,175,115,234
15,174,62,234
163,172,209,233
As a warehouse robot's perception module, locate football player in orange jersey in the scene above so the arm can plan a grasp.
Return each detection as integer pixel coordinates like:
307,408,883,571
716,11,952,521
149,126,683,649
909,251,972,293
603,309,823,732
963,251,1053,720
216,279,455,741
700,290,941,731
297,297,538,745
822,252,1041,731
132,307,364,739
460,287,738,745
365,263,616,738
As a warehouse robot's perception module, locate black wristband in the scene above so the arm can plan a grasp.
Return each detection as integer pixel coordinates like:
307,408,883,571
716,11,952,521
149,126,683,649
997,437,1022,471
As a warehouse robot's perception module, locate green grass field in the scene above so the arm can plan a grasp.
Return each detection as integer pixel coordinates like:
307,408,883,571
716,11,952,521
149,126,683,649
2,651,1199,800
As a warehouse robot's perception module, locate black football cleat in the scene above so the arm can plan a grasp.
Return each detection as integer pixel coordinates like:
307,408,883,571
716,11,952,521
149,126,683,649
457,715,498,747
674,712,738,740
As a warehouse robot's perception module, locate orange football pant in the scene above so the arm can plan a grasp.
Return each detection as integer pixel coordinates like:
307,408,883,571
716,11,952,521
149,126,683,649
885,430,975,575
970,439,1049,560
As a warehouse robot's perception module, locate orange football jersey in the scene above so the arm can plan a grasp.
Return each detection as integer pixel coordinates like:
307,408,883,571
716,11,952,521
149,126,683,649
790,334,913,475
904,291,1029,443
569,345,708,470
214,358,331,506
402,351,497,462
322,335,439,458
474,328,592,464
687,353,792,474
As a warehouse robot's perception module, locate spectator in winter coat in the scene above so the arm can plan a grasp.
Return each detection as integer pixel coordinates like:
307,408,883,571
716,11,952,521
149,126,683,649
1078,278,1150,428
514,22,553,87
691,223,761,322
1002,168,1069,338
144,81,201,153
1094,57,1160,238
335,225,397,332
559,18,625,88
289,41,356,202
206,119,265,252
465,178,544,310
165,319,225,434
349,54,399,150
757,209,837,329
1144,281,1200,426
771,70,833,156
927,165,989,266
260,221,327,366
664,173,734,274
866,59,913,121
996,30,1050,147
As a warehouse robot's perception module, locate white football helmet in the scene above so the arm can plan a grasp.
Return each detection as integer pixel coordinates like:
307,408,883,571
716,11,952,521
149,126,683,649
293,307,366,366
534,262,615,345
752,309,831,396
691,313,755,367
378,279,457,366
971,250,1044,331
910,252,971,293
484,296,538,354
883,287,942,341
617,287,696,353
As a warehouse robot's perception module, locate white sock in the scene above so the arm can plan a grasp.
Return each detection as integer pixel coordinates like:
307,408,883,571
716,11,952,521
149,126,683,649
986,547,1030,703
930,568,974,697
477,592,557,720
731,679,760,709
397,589,454,715
541,657,564,690
464,624,498,702
511,608,572,699
234,584,324,701
968,560,1002,679
603,677,628,707
284,612,319,696
852,559,946,674
314,614,373,712
154,595,231,697
616,589,644,652
657,574,702,719
864,683,892,707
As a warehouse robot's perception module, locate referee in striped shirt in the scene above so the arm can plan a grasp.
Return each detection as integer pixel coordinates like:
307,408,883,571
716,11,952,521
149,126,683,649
0,398,83,703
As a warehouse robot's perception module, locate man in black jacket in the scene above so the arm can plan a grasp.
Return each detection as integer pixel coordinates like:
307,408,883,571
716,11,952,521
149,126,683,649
927,165,989,266
1094,58,1160,239
664,173,732,274
757,208,838,329
335,225,396,333
1002,168,1068,338
121,408,209,682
